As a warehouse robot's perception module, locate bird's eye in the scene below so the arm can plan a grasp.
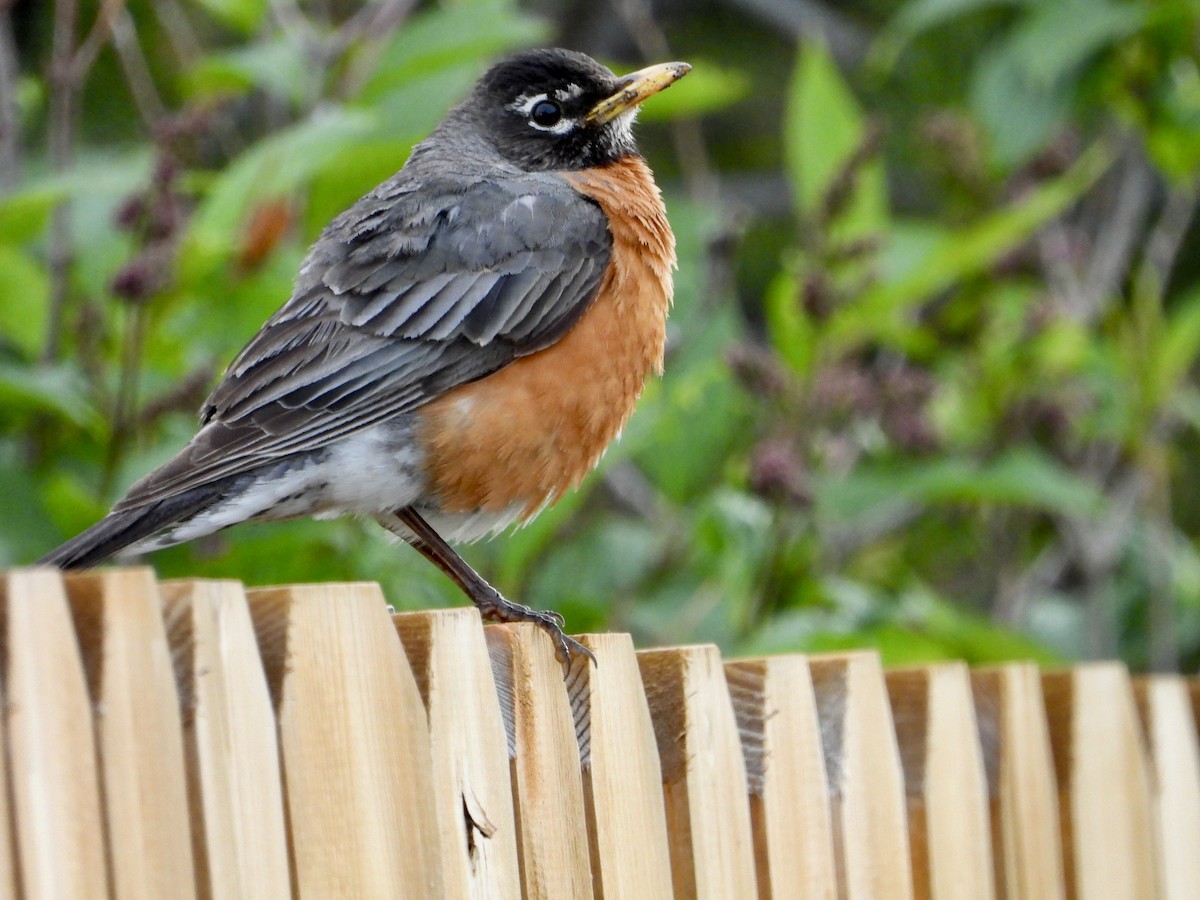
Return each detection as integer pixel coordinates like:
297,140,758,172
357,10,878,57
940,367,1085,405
529,99,563,128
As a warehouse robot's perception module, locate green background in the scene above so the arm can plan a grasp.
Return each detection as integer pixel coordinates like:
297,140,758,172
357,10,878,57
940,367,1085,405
3,0,1199,670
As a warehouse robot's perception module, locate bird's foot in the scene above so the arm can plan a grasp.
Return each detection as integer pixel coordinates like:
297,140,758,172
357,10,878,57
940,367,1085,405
390,506,596,669
473,587,596,669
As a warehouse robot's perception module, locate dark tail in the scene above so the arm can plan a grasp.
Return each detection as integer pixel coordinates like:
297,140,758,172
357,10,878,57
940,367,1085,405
38,482,225,570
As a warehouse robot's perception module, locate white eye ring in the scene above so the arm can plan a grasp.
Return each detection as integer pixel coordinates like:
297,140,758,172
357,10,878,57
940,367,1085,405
509,91,578,135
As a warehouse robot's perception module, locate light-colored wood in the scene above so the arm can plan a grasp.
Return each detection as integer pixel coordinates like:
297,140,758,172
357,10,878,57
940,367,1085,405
5,564,1194,900
160,579,291,899
393,608,522,899
886,664,995,899
1042,663,1158,900
247,582,444,897
4,568,107,897
637,644,758,899
971,665,1065,900
1133,676,1200,900
725,655,837,899
573,632,674,899
0,628,15,899
63,567,197,900
485,623,594,899
810,651,914,900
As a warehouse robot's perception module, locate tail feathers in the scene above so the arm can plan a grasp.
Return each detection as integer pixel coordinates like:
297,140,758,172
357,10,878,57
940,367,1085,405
38,482,225,570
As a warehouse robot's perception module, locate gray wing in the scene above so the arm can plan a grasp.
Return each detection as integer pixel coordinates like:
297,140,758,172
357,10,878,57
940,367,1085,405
116,171,611,509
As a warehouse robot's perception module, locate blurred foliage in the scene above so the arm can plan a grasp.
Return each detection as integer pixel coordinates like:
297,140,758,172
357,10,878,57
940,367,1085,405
2,0,1199,669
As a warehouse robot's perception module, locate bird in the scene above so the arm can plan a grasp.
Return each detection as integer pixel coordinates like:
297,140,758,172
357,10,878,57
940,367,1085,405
39,48,690,663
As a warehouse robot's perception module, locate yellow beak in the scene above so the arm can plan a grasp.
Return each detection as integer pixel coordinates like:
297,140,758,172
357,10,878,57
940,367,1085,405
585,61,692,125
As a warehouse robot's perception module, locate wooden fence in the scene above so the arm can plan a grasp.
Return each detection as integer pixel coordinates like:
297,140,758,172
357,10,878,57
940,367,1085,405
0,566,1198,898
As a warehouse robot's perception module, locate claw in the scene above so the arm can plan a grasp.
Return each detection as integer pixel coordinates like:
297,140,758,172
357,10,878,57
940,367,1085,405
474,590,594,669
390,508,596,670
557,632,597,670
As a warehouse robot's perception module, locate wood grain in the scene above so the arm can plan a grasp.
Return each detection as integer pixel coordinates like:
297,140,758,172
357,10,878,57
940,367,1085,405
573,632,674,899
160,579,291,899
64,567,197,900
1133,676,1200,900
1042,663,1157,900
393,608,522,899
247,582,444,897
971,665,1065,899
887,664,995,899
725,655,837,899
485,622,594,900
638,644,758,899
810,651,914,899
4,568,107,898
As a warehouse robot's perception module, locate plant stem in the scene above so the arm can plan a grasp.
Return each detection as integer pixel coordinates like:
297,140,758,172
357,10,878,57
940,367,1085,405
0,4,21,190
100,303,146,498
111,9,165,131
42,0,81,364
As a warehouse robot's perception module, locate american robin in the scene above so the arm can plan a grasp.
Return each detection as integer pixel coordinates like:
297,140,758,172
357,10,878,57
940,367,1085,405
40,48,689,662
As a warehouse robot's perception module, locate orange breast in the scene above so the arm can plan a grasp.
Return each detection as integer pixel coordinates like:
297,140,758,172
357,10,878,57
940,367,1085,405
418,155,675,517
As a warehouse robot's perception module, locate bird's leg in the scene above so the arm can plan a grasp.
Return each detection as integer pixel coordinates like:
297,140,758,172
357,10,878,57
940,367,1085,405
394,507,595,667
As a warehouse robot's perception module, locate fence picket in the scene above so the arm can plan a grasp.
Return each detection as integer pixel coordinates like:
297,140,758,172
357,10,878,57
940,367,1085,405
810,651,914,899
4,569,107,898
638,645,759,899
970,665,1065,900
160,579,292,899
393,608,523,899
1189,680,1200,736
572,632,674,899
724,655,837,899
0,568,1190,900
1133,676,1200,900
886,664,995,899
1042,664,1158,900
246,582,444,897
63,567,197,899
485,623,594,900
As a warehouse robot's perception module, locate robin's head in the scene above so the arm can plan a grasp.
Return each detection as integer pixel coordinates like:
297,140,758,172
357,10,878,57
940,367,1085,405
459,48,689,172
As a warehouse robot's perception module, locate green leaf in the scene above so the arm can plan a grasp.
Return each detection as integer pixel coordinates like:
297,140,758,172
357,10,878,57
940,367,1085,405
0,455,62,566
360,4,549,101
1146,58,1200,181
636,61,750,121
785,39,888,238
633,305,752,503
182,106,376,274
368,66,484,145
969,2,1144,167
305,139,417,237
879,220,951,284
187,34,314,105
187,0,268,34
0,245,49,357
1007,1,1144,89
1157,286,1200,398
873,0,1026,71
0,362,100,430
816,449,1107,523
525,518,667,628
491,485,588,589
971,39,1074,167
17,149,152,297
764,269,813,374
0,184,62,243
826,142,1111,350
